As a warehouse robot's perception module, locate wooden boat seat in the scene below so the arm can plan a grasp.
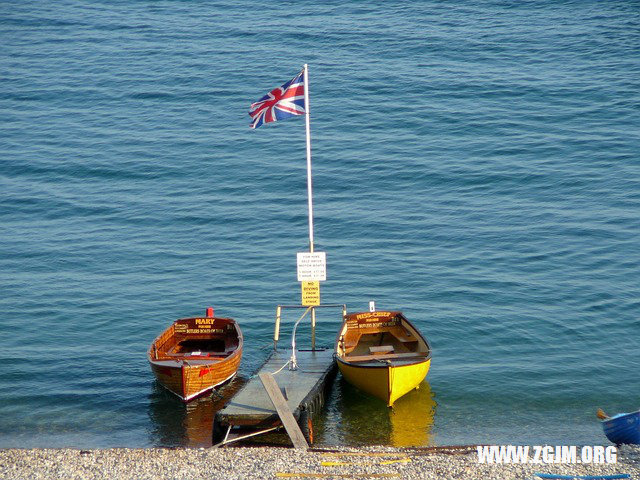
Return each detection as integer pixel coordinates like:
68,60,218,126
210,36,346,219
386,327,419,343
165,348,235,358
166,337,236,357
369,345,394,355
344,351,428,363
341,333,360,350
396,335,418,344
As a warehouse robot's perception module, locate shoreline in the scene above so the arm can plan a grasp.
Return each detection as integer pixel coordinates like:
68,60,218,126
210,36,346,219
1,444,638,480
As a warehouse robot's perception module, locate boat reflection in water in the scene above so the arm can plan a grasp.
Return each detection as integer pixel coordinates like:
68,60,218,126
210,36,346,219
319,375,436,447
389,380,436,447
149,373,435,448
148,377,247,447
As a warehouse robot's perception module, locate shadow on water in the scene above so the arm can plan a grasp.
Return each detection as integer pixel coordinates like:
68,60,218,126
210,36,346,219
317,375,437,447
147,376,248,448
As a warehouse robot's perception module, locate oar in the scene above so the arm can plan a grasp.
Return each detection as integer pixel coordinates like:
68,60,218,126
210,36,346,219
596,408,610,420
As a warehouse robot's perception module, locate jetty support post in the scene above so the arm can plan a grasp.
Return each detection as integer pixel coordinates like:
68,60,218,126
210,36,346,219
311,308,316,350
274,305,282,350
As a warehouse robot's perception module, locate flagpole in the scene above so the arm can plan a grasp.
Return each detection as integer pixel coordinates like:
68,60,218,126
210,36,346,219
303,63,314,254
303,64,317,351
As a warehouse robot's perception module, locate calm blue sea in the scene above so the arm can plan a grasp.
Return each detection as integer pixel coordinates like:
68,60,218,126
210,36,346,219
1,0,639,449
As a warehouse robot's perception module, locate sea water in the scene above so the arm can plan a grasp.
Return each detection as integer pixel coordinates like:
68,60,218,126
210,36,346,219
1,0,638,448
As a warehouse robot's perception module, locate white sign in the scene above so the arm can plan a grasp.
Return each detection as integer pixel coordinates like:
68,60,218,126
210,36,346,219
297,252,326,281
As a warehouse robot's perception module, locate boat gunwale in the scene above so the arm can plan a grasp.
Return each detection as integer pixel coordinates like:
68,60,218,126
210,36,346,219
148,316,244,366
334,311,432,367
599,409,640,423
335,354,430,368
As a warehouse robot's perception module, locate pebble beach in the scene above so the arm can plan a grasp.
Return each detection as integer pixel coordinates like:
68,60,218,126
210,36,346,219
1,445,638,480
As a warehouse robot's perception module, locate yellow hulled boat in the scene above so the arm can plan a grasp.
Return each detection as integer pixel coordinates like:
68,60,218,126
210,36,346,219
335,310,431,407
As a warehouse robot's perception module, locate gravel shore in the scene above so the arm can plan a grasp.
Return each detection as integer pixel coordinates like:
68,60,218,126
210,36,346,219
1,444,638,480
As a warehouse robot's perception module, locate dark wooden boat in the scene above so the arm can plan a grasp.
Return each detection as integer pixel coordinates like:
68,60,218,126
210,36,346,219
148,308,242,402
335,310,432,406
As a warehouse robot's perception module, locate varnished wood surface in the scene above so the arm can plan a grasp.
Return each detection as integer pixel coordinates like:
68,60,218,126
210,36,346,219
148,316,243,401
334,311,431,363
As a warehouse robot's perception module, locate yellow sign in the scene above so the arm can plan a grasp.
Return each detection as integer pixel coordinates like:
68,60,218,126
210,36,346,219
301,281,320,306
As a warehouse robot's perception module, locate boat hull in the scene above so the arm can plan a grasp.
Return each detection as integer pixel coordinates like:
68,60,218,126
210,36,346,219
337,356,431,406
602,410,640,445
148,315,243,402
149,354,241,401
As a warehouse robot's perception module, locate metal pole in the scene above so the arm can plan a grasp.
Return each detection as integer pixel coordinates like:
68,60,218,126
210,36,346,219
303,64,314,254
311,307,316,350
303,64,316,349
274,305,282,350
290,307,312,370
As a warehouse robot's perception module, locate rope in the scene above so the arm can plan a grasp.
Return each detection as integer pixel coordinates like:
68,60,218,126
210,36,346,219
271,359,291,375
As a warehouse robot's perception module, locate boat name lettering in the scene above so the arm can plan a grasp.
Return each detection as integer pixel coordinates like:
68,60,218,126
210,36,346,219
195,318,216,325
358,320,396,329
186,328,224,334
355,312,392,320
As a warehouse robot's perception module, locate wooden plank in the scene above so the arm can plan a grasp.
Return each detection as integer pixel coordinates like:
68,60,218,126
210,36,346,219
343,352,428,362
369,345,394,354
259,373,309,449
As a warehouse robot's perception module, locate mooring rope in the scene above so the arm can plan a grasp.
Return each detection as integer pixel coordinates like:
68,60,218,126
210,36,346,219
271,359,291,375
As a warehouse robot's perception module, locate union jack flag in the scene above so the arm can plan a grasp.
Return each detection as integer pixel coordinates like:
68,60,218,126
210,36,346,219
249,70,306,129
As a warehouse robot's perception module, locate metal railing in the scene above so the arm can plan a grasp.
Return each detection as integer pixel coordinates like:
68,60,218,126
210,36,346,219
273,304,346,354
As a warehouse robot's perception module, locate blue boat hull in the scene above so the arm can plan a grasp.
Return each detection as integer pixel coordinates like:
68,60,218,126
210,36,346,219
602,410,640,445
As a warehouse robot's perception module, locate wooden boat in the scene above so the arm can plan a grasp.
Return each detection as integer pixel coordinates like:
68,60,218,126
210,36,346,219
148,308,242,402
597,408,640,445
335,310,431,407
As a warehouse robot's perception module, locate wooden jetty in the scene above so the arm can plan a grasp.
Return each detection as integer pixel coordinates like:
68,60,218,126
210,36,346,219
213,304,345,448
